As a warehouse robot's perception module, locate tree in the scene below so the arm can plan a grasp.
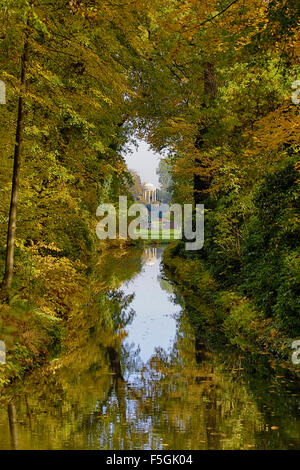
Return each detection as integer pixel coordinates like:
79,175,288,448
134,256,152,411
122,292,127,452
0,0,150,295
129,170,143,200
2,6,31,292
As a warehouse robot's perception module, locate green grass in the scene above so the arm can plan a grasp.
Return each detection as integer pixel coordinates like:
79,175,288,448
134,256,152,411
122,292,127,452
131,228,182,244
133,228,182,240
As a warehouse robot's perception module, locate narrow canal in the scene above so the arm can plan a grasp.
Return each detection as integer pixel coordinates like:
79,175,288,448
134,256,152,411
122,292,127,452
0,246,300,449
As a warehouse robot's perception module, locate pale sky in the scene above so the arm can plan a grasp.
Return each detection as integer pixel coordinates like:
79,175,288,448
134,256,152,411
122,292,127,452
123,140,161,187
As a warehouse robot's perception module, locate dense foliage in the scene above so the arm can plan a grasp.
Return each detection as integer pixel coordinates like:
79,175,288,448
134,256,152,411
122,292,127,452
134,0,300,339
0,0,299,377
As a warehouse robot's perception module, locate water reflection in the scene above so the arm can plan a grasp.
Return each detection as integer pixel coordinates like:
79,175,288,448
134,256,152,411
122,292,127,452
0,246,300,449
142,247,158,266
123,247,179,368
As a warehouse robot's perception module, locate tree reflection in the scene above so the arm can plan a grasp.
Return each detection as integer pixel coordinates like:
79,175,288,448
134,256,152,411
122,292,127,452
1,247,300,450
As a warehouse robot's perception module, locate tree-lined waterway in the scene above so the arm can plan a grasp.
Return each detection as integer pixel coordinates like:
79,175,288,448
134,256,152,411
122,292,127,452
0,246,300,450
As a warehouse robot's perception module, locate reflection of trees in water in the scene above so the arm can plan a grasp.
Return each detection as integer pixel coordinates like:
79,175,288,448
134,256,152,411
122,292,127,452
2,303,300,450
107,290,136,333
98,307,300,450
0,298,289,449
2,248,300,450
121,342,142,380
0,258,140,449
1,297,300,451
81,314,259,450
8,403,18,450
157,274,174,295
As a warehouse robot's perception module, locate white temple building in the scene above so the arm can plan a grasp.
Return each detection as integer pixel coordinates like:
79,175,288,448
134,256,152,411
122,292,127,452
142,182,157,202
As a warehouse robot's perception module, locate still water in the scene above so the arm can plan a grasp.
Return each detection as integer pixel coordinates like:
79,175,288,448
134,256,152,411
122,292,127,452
0,246,300,449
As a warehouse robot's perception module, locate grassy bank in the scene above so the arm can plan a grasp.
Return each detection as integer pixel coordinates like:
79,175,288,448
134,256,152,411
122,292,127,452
132,228,182,245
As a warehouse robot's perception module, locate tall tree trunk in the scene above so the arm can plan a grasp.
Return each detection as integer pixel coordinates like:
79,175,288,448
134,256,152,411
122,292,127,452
2,22,30,293
193,62,217,205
